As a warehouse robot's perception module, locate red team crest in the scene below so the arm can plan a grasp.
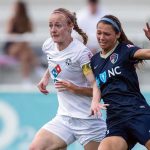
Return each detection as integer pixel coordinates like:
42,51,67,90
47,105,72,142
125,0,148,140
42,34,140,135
55,64,61,73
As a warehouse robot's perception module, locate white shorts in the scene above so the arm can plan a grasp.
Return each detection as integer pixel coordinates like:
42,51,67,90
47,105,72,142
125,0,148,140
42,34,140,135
42,115,106,146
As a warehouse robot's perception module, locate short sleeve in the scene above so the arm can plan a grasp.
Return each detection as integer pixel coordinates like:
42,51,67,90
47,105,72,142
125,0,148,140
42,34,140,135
78,48,93,68
126,44,141,59
42,38,53,53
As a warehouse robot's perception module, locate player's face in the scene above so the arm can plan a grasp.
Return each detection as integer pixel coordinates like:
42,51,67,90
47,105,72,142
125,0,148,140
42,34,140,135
97,22,120,52
49,13,72,43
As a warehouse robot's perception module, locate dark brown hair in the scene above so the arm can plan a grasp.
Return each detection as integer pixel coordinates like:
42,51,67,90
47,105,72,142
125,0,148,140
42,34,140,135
97,15,133,45
97,15,144,66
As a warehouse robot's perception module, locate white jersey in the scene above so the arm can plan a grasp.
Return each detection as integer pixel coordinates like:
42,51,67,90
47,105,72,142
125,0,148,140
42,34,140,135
42,38,94,119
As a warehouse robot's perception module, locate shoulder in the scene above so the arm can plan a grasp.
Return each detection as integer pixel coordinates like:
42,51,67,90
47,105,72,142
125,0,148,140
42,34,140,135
73,38,87,49
72,38,89,53
120,42,139,50
71,39,93,60
119,42,141,59
42,37,54,53
91,52,100,61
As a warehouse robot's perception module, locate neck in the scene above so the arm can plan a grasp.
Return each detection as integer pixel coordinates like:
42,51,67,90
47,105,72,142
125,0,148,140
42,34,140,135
57,37,73,51
102,41,118,55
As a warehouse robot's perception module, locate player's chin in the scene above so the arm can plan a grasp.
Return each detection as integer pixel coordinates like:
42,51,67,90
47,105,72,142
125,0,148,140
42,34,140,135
100,45,107,50
52,37,60,43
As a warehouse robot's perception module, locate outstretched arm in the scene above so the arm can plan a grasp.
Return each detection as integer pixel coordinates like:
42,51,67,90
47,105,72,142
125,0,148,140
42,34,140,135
133,48,150,60
143,22,150,40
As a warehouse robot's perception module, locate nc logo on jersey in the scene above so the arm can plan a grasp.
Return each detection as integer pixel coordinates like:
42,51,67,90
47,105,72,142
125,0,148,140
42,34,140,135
99,71,107,83
65,58,72,66
110,53,118,64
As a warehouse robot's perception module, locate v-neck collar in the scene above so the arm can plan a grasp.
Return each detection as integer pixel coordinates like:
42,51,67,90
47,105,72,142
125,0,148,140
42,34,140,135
100,41,119,59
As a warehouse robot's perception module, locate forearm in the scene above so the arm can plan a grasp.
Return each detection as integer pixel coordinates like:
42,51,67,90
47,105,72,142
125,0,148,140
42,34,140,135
73,86,93,97
134,49,150,60
92,81,101,102
43,68,50,79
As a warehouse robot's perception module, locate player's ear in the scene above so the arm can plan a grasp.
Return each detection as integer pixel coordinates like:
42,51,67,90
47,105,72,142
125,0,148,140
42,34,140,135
68,22,74,33
116,32,121,39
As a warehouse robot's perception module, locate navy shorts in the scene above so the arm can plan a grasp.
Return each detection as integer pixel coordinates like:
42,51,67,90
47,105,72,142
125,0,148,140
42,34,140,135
106,114,150,149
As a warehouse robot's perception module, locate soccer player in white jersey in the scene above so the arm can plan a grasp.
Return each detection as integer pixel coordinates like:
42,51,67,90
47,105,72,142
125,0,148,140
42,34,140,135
29,8,107,150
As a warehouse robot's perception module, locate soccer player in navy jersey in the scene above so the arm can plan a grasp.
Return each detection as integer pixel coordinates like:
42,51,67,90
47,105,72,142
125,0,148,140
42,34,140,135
90,15,150,150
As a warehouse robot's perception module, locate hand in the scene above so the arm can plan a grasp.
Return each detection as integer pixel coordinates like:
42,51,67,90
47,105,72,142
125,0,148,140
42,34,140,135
143,22,150,40
90,100,109,116
37,77,49,95
54,80,77,93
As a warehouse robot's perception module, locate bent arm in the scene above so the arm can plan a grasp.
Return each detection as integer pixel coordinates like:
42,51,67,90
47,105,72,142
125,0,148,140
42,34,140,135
55,79,93,97
55,63,95,97
70,82,93,97
58,71,99,98
37,68,50,94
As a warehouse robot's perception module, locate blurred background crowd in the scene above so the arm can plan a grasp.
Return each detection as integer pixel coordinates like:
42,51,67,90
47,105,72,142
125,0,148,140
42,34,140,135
0,0,150,88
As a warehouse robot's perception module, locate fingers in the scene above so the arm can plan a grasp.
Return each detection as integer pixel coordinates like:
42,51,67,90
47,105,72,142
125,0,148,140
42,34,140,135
55,80,70,91
90,103,109,116
56,87,67,92
37,83,49,95
143,28,147,33
99,104,109,110
55,81,67,92
90,109,101,117
55,80,69,87
144,23,150,40
143,22,150,32
146,22,150,30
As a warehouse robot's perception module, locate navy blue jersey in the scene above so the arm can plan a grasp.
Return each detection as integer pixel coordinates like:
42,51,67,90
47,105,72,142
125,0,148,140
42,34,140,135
91,42,150,128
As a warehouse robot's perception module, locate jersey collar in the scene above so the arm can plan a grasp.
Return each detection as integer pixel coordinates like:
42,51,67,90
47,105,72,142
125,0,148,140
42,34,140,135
100,41,119,59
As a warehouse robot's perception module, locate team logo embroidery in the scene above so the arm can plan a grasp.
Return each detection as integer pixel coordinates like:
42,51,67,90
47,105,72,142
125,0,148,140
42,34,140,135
127,44,134,48
51,64,61,78
110,53,118,64
47,55,52,60
99,71,107,83
106,130,109,135
88,52,93,59
65,58,72,66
